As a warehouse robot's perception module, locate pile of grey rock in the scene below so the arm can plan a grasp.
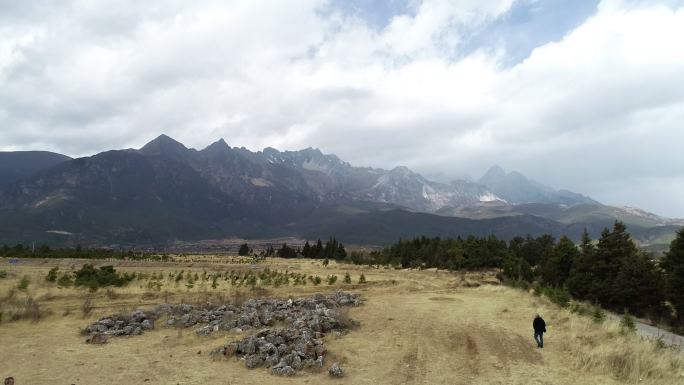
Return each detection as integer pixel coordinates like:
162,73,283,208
84,291,359,377
211,291,360,376
85,309,156,342
163,291,361,338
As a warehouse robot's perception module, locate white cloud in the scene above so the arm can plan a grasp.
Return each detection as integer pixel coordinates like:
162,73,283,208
0,0,683,216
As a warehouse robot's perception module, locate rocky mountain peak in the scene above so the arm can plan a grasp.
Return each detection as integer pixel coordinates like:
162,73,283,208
202,138,231,154
480,165,507,183
139,134,188,156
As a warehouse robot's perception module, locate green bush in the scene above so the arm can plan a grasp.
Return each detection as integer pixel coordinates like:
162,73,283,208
343,272,352,284
592,306,606,323
46,267,59,282
569,302,590,316
542,286,571,308
506,279,530,290
17,276,30,290
327,275,338,285
246,274,257,289
358,273,367,284
57,273,73,287
620,313,637,333
73,264,134,291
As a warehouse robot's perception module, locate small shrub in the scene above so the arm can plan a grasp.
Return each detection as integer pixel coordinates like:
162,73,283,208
542,286,570,308
312,276,322,285
653,336,668,350
569,302,590,316
0,270,8,279
592,307,606,323
46,267,59,282
147,280,162,291
57,273,73,287
8,297,45,321
327,275,338,285
18,276,30,290
358,273,366,284
81,297,93,317
620,313,637,333
343,272,352,284
246,274,257,289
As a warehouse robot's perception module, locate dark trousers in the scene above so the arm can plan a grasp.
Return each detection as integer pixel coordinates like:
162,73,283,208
534,331,544,348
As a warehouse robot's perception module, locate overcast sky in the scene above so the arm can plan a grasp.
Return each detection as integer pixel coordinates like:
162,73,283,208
1,0,683,217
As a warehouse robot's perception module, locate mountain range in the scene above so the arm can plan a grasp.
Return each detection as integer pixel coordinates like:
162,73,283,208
0,135,681,249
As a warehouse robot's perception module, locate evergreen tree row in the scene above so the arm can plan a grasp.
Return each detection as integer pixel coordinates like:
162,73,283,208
0,244,167,261
256,237,347,260
353,223,684,326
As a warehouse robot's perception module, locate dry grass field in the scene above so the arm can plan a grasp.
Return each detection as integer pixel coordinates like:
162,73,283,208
1,256,683,385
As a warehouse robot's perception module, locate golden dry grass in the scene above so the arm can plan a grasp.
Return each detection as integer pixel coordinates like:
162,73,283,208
0,257,682,385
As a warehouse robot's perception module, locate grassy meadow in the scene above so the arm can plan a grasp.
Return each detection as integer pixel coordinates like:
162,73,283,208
0,256,682,384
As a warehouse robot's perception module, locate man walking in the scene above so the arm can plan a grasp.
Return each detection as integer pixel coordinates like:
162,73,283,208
533,314,546,348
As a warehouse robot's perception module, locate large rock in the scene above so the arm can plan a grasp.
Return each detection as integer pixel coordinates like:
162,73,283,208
329,362,344,377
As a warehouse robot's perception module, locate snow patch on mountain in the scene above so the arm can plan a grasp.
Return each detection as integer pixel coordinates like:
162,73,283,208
479,192,505,203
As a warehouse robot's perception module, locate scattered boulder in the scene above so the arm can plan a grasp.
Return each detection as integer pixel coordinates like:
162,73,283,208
328,362,344,378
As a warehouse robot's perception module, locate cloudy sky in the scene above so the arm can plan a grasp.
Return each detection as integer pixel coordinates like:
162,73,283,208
1,0,683,217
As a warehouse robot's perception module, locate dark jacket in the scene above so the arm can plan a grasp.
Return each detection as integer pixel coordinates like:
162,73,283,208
533,316,546,333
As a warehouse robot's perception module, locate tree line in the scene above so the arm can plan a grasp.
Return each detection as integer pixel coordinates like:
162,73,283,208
348,222,684,326
0,244,168,261
246,237,348,260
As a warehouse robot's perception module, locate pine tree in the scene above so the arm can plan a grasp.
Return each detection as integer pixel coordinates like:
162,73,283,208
302,241,312,258
315,239,323,258
336,242,347,260
579,228,594,256
541,236,578,287
662,228,684,324
597,221,638,306
612,251,665,318
567,229,599,301
238,243,250,256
